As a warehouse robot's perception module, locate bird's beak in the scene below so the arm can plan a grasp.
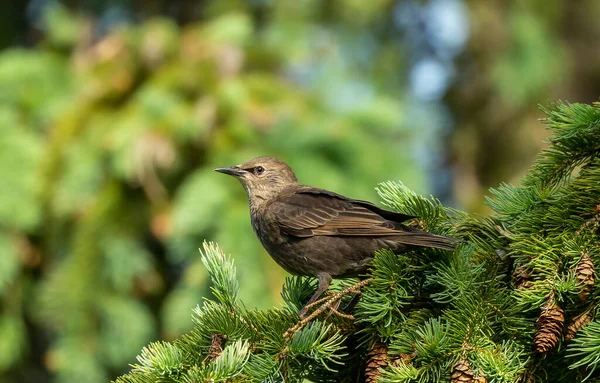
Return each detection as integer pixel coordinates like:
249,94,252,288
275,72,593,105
214,166,246,177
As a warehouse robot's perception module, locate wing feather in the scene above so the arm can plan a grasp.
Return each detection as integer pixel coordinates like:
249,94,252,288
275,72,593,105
270,189,410,237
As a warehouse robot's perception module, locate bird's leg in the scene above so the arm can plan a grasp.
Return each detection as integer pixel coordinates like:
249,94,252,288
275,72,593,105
298,272,332,319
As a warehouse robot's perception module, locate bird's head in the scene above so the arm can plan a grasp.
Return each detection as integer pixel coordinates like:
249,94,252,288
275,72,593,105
215,156,299,203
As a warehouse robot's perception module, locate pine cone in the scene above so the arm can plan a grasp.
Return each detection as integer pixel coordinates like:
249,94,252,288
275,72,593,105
206,334,225,361
451,359,486,383
365,342,388,383
534,303,565,354
390,353,413,366
452,360,473,383
575,254,594,301
566,311,593,341
513,265,532,289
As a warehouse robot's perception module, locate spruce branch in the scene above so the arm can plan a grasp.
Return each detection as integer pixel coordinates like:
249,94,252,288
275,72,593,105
199,241,239,308
568,321,600,378
376,181,463,234
529,102,600,187
287,322,346,369
209,340,250,379
130,341,185,377
115,101,600,383
473,341,528,383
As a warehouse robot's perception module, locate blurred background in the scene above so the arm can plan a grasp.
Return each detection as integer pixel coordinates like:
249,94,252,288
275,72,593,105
1,0,599,381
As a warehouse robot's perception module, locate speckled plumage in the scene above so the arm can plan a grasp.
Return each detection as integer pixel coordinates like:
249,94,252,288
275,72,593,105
215,156,458,317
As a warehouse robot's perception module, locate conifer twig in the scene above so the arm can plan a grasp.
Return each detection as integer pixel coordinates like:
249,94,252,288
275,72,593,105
330,306,356,320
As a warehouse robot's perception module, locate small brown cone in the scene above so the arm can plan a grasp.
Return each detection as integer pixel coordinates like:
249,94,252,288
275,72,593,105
365,342,388,383
452,359,487,383
390,353,413,366
452,360,473,383
534,303,565,354
206,334,225,361
575,254,595,301
566,311,593,341
513,266,532,289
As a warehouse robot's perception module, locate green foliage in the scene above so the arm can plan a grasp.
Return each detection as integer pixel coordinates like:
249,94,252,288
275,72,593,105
0,233,19,294
116,242,347,383
0,108,44,230
0,3,427,381
529,102,600,187
1,0,599,381
116,101,600,382
0,317,26,371
199,241,239,308
568,321,600,378
134,341,186,377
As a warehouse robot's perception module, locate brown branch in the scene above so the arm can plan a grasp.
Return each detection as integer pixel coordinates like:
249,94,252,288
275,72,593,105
283,278,372,338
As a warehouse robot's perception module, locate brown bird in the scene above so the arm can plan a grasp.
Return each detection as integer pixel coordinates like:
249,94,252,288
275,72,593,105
215,156,457,317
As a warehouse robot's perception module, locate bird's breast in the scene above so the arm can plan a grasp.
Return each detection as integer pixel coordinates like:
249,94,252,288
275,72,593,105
250,211,285,248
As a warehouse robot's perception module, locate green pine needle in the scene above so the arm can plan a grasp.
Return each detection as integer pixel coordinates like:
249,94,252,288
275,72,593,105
199,241,239,308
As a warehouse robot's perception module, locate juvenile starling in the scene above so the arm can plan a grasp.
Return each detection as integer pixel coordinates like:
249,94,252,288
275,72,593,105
215,156,457,317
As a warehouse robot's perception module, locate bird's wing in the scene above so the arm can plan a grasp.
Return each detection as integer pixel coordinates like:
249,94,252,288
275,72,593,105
270,188,415,238
295,187,417,223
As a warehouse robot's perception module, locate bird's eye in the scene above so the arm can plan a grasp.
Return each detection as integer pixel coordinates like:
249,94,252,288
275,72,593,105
254,166,265,175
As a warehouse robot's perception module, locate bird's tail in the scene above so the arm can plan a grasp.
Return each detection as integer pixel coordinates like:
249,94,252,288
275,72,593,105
392,229,460,251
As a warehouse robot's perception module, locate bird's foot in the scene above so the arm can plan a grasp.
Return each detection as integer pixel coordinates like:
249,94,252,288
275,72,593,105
299,294,355,321
285,279,372,338
297,272,333,319
324,298,343,320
